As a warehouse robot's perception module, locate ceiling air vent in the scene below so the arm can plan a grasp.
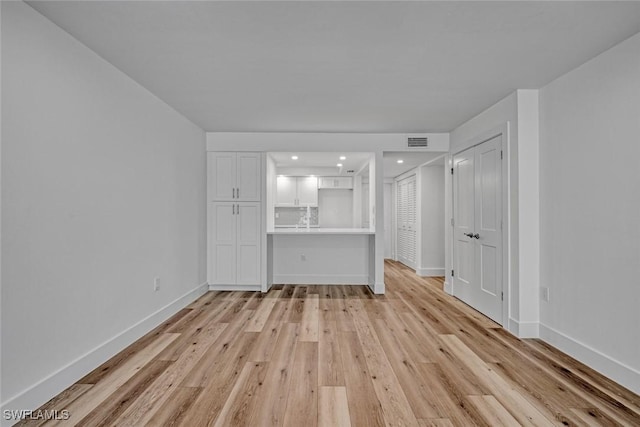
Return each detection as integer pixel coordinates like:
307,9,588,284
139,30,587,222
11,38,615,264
408,137,428,148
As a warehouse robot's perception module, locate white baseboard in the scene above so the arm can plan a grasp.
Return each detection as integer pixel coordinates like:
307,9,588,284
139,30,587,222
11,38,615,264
443,281,452,295
507,317,539,338
272,274,369,285
208,284,261,291
416,267,445,277
0,282,208,426
539,323,640,394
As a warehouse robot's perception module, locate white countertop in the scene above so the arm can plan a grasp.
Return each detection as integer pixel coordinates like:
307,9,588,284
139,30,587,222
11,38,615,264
268,227,375,235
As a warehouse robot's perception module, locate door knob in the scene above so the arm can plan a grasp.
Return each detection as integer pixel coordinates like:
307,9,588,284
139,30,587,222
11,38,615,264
464,232,473,238
472,233,480,239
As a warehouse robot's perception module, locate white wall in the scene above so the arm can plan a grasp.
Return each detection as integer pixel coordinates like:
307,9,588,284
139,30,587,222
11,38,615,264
449,90,540,338
383,183,392,258
1,1,206,415
450,93,519,330
539,32,640,393
418,165,445,276
265,154,276,232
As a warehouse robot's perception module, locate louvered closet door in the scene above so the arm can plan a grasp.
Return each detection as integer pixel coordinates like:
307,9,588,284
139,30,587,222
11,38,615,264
396,180,406,263
397,175,417,269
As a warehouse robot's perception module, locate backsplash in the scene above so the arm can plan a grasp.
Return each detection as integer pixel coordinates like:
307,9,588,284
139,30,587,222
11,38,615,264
275,206,319,227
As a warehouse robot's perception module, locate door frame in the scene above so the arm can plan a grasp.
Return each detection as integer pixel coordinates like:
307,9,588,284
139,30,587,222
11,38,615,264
450,124,509,327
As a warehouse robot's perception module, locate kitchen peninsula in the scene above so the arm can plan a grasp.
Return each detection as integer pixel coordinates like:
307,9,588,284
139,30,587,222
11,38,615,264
266,152,376,287
267,227,375,285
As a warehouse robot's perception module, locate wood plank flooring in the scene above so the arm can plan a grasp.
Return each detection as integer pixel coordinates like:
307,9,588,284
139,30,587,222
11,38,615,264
21,260,640,426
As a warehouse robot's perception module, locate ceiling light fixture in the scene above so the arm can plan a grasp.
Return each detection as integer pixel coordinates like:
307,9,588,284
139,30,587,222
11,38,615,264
337,163,343,167
291,155,298,160
397,159,404,164
339,156,346,160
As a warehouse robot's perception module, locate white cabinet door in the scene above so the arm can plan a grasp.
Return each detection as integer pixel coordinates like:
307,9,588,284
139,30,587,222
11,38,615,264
209,202,236,285
318,177,352,189
237,153,261,201
319,177,340,188
208,152,261,202
208,152,236,202
297,176,318,206
209,202,261,286
236,203,261,285
335,177,353,189
276,176,297,206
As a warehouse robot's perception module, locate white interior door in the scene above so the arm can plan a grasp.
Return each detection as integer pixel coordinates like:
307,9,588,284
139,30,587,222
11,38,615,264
397,175,416,269
453,136,503,323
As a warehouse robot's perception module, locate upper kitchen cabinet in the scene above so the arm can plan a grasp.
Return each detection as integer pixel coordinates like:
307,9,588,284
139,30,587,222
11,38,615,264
276,176,318,206
318,177,353,189
208,152,261,201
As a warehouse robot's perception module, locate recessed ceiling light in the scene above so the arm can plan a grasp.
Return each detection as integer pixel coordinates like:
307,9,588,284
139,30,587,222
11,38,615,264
291,155,298,160
339,156,346,160
337,163,343,167
397,159,404,164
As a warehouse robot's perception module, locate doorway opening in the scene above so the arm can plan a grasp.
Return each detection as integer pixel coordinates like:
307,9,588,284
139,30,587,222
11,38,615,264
382,151,447,284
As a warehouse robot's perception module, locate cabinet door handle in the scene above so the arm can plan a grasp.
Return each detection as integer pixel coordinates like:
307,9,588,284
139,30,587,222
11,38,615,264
237,188,239,198
237,204,240,214
232,188,236,199
232,204,235,215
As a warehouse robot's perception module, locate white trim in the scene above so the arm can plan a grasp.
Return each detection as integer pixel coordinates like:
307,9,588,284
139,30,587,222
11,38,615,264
416,267,445,277
207,132,450,153
0,282,208,423
209,284,262,291
272,274,369,285
539,323,640,394
443,280,452,294
507,317,539,338
395,168,417,183
370,280,384,294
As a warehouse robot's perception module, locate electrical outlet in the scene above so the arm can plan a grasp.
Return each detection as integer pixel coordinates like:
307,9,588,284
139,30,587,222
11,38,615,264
154,277,160,292
540,286,549,302
300,254,306,261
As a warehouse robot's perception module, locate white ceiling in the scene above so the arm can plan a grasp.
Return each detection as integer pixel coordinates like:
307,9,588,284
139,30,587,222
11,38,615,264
271,151,372,174
383,151,445,179
270,151,444,179
28,1,640,133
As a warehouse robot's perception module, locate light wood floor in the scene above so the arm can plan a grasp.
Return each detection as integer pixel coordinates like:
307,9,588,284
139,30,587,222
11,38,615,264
22,260,640,426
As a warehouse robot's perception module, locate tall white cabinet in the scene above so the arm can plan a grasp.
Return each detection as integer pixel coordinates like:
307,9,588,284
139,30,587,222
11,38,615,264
208,152,262,289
